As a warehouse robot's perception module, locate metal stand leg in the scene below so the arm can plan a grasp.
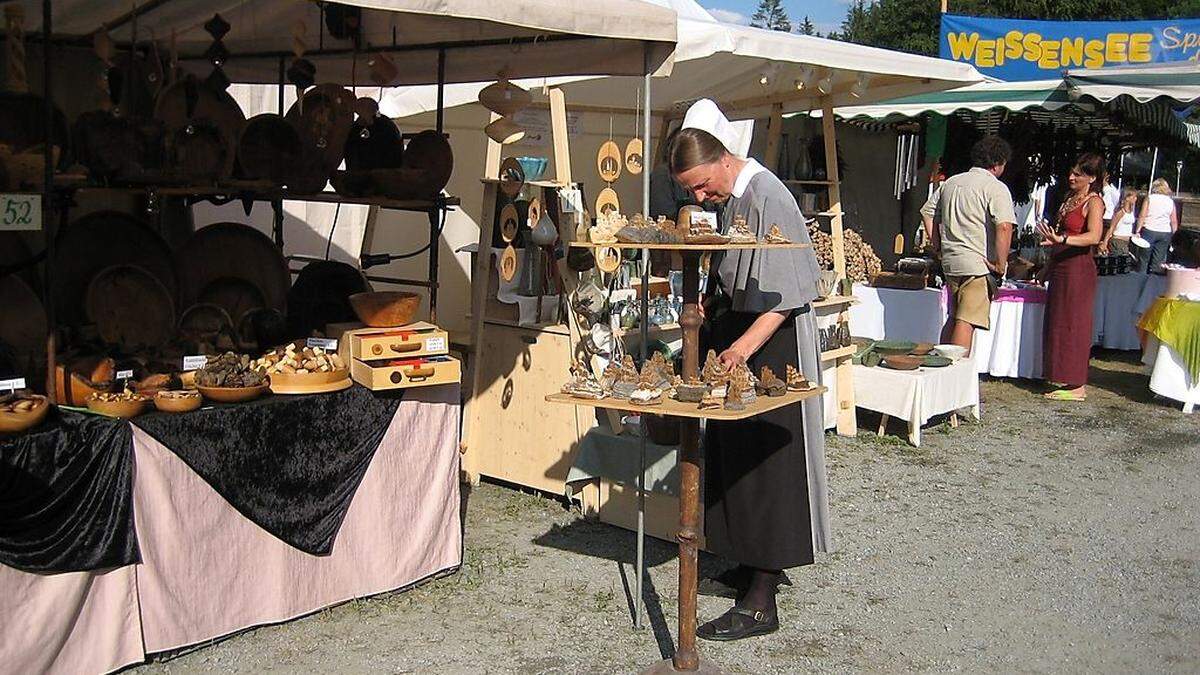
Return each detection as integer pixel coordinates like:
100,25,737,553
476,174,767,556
635,247,649,630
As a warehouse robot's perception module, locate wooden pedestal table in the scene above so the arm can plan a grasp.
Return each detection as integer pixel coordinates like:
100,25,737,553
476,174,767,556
549,241,822,674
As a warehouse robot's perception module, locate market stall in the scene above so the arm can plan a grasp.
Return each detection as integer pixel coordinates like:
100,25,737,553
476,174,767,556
0,1,678,673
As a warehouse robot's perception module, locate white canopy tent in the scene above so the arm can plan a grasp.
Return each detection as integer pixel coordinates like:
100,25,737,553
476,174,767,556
15,0,677,85
378,0,984,120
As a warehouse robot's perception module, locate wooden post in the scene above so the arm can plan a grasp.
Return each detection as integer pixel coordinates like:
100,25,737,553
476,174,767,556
763,102,784,173
550,88,572,185
940,0,949,12
674,252,703,672
821,95,857,437
463,181,499,484
484,112,502,180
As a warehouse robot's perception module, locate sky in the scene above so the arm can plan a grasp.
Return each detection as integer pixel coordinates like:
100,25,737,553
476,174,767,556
702,0,851,35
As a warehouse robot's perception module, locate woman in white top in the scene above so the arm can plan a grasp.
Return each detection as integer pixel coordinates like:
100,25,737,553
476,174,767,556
1099,187,1138,257
1134,178,1178,273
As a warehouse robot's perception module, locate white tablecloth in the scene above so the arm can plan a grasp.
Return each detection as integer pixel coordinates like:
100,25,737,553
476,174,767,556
852,360,980,446
1143,336,1200,413
971,297,1045,379
848,284,945,344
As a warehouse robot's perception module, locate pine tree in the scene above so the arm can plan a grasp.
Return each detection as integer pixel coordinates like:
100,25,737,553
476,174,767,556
799,15,817,35
750,0,793,32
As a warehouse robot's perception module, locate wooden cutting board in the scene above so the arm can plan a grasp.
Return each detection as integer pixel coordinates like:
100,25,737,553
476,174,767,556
85,264,175,349
174,222,289,314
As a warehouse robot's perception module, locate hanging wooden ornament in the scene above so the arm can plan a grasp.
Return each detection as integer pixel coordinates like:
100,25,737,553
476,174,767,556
595,246,621,274
485,116,525,145
499,245,519,282
625,137,644,175
595,187,620,217
527,197,542,231
367,51,398,86
499,203,519,243
597,140,622,183
498,157,525,198
479,74,531,117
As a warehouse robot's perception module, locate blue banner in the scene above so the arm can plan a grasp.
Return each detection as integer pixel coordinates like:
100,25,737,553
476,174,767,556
939,14,1200,81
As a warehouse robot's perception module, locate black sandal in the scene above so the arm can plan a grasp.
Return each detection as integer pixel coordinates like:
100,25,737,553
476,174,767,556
696,606,779,642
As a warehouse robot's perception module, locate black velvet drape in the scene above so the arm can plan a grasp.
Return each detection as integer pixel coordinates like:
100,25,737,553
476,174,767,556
1,386,403,573
133,386,403,555
0,409,139,573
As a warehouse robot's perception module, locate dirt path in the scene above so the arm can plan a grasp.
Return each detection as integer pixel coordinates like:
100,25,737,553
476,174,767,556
133,353,1199,673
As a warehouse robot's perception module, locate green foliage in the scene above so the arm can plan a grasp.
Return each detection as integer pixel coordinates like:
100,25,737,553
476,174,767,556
833,0,1200,55
751,0,793,32
800,15,817,36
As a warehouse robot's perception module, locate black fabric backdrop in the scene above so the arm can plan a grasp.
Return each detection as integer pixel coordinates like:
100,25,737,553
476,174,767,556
0,386,403,573
0,408,139,573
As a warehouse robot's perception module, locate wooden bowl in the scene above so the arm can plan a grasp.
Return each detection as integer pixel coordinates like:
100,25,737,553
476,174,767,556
154,390,203,413
197,383,270,403
881,354,923,371
910,343,935,356
349,291,421,327
268,368,351,395
87,396,149,419
0,395,51,434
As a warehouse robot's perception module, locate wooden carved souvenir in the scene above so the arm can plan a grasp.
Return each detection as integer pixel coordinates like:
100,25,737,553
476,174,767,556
527,197,542,232
758,366,786,397
499,245,518,282
594,246,621,274
498,157,525,198
367,52,399,87
765,224,791,244
479,75,531,117
499,203,520,243
597,140,622,183
625,137,644,175
595,186,620,217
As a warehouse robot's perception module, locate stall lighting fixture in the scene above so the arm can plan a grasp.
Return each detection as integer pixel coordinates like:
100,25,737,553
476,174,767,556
850,72,870,98
816,71,833,95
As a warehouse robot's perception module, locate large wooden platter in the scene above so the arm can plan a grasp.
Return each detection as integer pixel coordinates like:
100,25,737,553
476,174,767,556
0,274,46,380
175,222,289,313
546,387,825,421
85,264,175,349
52,211,177,327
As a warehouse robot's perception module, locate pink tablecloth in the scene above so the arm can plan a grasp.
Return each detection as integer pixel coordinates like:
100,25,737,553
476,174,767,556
0,385,462,675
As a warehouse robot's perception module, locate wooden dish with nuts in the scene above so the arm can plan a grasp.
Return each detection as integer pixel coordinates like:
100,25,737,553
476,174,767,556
0,391,51,434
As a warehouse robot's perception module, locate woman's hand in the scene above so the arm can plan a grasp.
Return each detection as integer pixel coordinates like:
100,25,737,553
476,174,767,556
718,347,748,370
1098,239,1110,255
1036,220,1060,246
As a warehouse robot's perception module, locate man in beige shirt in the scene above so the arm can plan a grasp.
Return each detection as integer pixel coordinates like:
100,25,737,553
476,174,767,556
922,136,1016,354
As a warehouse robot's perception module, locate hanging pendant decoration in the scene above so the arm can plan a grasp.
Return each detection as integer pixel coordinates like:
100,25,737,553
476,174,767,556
202,13,231,91
527,197,542,232
597,140,622,183
499,203,519,243
479,70,530,145
498,157,525,198
367,51,398,86
595,186,620,217
499,245,519,282
625,137,643,176
287,20,316,111
595,246,621,274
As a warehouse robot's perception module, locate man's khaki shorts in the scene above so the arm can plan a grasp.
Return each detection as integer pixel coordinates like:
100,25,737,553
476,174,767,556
945,274,993,330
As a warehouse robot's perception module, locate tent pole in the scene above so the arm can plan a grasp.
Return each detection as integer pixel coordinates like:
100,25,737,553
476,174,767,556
1117,151,1125,191
1150,147,1159,184
43,0,57,398
436,48,446,136
634,55,652,633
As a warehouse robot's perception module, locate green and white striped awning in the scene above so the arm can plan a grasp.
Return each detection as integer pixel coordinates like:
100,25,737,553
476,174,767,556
1065,62,1200,104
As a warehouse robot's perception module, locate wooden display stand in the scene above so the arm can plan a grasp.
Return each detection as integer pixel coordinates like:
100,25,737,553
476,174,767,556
764,97,858,436
463,89,593,497
549,240,823,674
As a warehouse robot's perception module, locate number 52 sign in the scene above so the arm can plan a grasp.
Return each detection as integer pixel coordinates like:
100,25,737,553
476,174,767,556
0,193,42,231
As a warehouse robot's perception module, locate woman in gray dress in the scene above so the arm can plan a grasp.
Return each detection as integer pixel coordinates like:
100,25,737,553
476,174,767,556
668,122,831,642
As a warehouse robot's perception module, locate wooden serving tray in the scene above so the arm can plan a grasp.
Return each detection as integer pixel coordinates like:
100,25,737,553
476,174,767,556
268,369,353,395
344,322,450,362
350,355,461,391
545,387,825,421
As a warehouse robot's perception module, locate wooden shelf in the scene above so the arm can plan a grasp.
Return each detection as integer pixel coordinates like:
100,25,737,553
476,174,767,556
546,387,826,421
820,345,857,362
613,322,681,338
812,295,858,309
60,184,459,212
803,210,844,218
569,241,810,251
480,178,567,189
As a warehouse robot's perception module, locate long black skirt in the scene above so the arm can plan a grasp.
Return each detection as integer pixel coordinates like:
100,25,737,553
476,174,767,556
702,308,815,571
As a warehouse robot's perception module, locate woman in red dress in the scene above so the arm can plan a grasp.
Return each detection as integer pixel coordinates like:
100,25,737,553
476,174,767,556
1037,154,1106,401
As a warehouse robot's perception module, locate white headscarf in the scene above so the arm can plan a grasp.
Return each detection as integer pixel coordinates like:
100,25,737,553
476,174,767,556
681,99,739,156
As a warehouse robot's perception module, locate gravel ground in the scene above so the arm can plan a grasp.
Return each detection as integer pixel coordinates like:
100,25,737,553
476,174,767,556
132,352,1199,674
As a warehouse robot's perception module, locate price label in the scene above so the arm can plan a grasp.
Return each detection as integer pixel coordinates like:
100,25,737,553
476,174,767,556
424,336,447,353
0,193,42,231
558,188,582,214
182,355,208,371
0,378,27,392
307,337,338,351
116,369,134,380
